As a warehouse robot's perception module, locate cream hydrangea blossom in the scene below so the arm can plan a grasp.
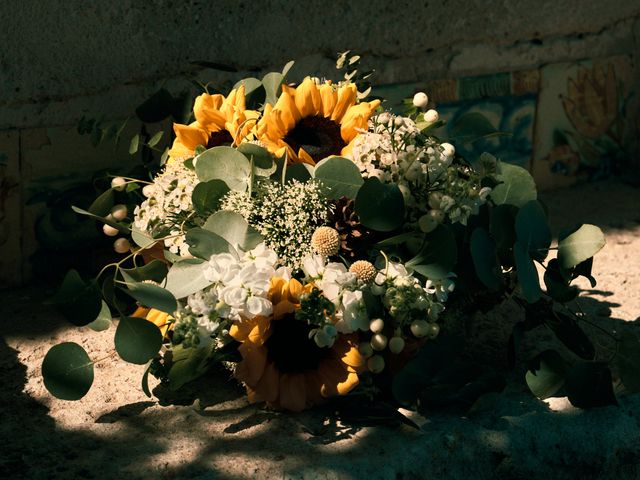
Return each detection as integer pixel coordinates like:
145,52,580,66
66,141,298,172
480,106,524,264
133,161,201,256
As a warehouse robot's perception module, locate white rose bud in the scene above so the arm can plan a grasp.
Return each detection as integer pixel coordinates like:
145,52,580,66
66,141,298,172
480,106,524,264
412,92,429,109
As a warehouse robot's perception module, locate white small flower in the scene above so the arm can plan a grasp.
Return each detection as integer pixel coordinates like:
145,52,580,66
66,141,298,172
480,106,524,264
245,295,273,317
441,142,455,158
423,109,439,124
425,273,457,302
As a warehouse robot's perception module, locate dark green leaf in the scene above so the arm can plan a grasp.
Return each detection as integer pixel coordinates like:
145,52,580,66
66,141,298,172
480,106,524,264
490,162,537,207
233,77,263,95
557,224,605,270
355,177,404,232
131,225,156,248
121,260,168,284
135,88,173,122
167,343,214,390
49,270,103,326
115,316,163,365
449,112,497,143
87,301,112,332
470,228,503,290
147,131,164,147
42,343,94,400
572,257,597,288
543,259,579,303
314,156,364,199
185,227,235,259
192,179,230,216
142,360,153,398
513,241,541,303
120,282,177,314
566,362,617,408
490,204,517,255
88,189,114,217
525,350,567,399
515,200,551,261
545,312,595,360
262,71,284,106
407,225,458,280
71,205,129,234
129,134,140,155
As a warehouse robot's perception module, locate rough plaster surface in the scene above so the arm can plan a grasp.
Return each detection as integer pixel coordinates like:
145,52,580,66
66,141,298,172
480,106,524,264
1,180,640,479
1,1,639,128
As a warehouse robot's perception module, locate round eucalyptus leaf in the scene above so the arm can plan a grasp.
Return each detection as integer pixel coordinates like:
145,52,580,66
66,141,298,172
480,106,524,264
49,270,103,326
194,146,250,191
185,227,235,259
525,350,566,399
470,228,503,290
355,178,404,232
314,156,364,199
42,342,94,400
513,241,541,303
407,225,457,280
121,282,177,314
192,179,230,216
490,162,537,208
203,211,262,251
558,224,606,270
515,200,551,261
566,362,617,408
237,143,274,170
87,301,112,332
115,316,163,365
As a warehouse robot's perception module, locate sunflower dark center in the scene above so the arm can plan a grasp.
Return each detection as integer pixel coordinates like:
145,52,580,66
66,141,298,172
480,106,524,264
207,130,233,148
265,313,330,373
284,116,346,162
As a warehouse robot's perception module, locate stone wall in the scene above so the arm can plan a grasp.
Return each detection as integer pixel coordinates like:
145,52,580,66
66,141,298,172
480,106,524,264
1,0,639,287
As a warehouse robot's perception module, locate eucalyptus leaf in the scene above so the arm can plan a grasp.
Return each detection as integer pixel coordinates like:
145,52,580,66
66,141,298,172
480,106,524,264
513,241,541,303
545,312,595,360
185,227,235,259
131,225,156,248
470,228,503,290
42,342,94,400
147,131,164,147
88,188,114,217
129,134,140,154
71,205,129,234
262,71,284,106
167,343,215,391
87,301,112,332
515,200,551,261
194,146,251,191
314,156,364,199
234,77,263,96
525,350,567,399
192,179,230,216
406,225,457,280
49,270,103,326
121,260,168,284
557,224,606,270
237,142,274,169
164,259,213,299
120,281,177,314
115,316,163,365
142,360,153,398
490,162,537,208
202,211,262,251
355,178,404,232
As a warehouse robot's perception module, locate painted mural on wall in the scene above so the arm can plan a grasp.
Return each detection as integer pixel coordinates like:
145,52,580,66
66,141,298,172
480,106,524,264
533,55,638,189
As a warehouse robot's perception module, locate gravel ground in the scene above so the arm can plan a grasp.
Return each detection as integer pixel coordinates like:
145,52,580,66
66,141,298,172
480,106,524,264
1,179,639,480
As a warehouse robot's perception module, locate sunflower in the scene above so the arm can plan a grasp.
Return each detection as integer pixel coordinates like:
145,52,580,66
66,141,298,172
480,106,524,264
167,85,259,164
256,78,380,165
132,306,173,338
229,277,366,411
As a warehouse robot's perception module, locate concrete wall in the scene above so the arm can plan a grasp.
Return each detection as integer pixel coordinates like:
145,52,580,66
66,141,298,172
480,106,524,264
1,0,639,288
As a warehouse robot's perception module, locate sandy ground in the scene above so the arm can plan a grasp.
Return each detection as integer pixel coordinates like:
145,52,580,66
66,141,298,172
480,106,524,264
1,179,640,479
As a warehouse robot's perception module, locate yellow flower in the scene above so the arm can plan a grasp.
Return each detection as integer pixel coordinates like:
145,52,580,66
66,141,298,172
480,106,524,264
229,278,365,412
132,306,173,338
256,78,380,165
167,85,259,164
562,64,618,139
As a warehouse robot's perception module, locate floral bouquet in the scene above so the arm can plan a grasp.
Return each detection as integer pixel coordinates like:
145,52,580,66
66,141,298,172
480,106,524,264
43,54,632,415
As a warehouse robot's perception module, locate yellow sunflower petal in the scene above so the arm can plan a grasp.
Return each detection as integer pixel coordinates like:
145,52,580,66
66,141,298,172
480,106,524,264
237,342,268,387
273,90,300,132
330,83,358,123
172,122,209,152
297,148,316,166
294,78,322,118
249,361,280,404
193,94,228,127
319,83,337,118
